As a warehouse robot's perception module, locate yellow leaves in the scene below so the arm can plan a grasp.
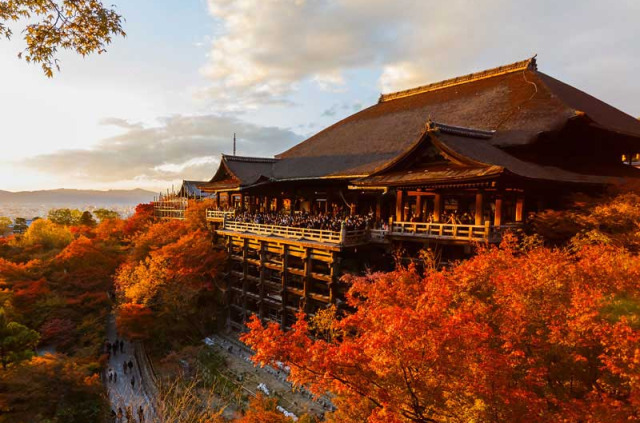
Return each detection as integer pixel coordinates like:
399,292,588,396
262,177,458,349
2,0,125,76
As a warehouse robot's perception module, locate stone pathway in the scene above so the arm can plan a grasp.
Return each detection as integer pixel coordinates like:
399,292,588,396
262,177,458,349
105,315,156,423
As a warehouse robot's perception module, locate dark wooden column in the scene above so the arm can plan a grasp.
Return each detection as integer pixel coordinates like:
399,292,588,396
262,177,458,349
329,255,340,304
302,248,311,313
494,193,503,227
396,190,404,222
239,193,245,212
258,241,266,321
275,197,283,213
515,194,525,222
475,191,484,225
241,238,248,322
415,191,423,221
280,245,289,328
434,193,442,223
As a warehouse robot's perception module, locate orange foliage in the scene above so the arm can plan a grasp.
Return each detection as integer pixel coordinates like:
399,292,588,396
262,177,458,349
185,198,217,231
234,394,299,423
243,235,640,422
116,303,154,340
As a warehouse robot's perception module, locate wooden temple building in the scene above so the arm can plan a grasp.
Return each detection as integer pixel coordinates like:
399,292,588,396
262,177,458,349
154,57,640,330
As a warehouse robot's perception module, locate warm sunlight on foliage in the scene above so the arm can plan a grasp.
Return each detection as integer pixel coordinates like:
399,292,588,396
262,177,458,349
243,234,640,422
114,211,225,354
0,354,109,421
0,0,125,76
530,190,640,250
19,219,73,250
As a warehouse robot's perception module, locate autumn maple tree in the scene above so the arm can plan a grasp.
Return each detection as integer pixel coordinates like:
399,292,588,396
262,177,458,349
243,233,640,423
0,0,125,76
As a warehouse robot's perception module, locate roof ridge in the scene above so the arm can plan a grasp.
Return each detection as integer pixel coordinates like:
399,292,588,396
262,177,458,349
379,56,537,103
222,154,278,163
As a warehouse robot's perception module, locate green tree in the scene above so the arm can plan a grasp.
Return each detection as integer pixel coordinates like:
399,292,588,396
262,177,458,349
0,308,39,370
21,219,73,249
93,208,119,222
12,217,28,234
79,211,97,227
47,208,82,226
0,0,125,76
0,217,11,236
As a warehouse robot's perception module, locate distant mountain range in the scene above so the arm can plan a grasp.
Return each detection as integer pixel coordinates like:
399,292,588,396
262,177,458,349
0,189,157,219
0,188,156,206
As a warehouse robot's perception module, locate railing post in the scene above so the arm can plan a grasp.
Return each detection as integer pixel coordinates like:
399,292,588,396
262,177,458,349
340,221,347,244
484,220,491,239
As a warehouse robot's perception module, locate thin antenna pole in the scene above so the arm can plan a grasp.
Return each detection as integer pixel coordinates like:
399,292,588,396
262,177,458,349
233,133,236,156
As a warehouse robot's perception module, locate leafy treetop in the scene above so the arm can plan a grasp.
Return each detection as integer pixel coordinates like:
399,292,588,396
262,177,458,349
0,0,126,76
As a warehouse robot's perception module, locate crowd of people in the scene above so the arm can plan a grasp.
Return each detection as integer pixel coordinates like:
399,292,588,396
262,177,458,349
231,211,373,231
229,209,480,232
105,336,148,423
408,210,476,225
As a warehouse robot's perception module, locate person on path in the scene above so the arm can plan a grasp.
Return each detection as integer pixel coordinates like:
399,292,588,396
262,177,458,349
128,360,133,373
110,409,117,422
131,376,135,389
117,407,123,422
113,371,117,383
138,405,145,422
120,339,124,353
108,369,113,383
125,406,132,423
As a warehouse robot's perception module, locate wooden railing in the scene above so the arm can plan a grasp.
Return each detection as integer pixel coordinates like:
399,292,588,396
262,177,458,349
219,221,369,245
369,229,388,243
206,209,236,221
391,221,491,241
214,217,520,245
154,208,186,220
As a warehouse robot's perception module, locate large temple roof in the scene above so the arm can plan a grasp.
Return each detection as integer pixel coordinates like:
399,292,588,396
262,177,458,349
200,57,640,192
274,56,640,179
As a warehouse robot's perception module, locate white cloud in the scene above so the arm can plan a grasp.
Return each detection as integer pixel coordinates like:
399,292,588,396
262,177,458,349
23,114,303,189
202,0,640,113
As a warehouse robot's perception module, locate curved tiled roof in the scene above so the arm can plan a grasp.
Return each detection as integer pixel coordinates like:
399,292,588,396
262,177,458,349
201,57,640,190
274,57,640,180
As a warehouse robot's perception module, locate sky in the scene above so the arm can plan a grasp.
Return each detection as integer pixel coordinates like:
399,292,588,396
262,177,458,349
1,0,639,193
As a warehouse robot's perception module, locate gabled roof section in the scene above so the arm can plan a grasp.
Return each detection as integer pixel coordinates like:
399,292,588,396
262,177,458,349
275,56,640,181
198,154,278,192
179,180,213,198
221,154,277,185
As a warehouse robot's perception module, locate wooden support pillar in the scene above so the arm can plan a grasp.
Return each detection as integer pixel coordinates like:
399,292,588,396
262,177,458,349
350,202,356,216
275,197,283,213
415,191,423,221
375,196,382,220
258,241,266,321
475,191,484,226
396,190,404,222
241,238,249,322
494,194,503,227
515,194,525,222
329,255,340,304
239,193,245,212
302,248,311,313
434,193,442,223
281,245,288,328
